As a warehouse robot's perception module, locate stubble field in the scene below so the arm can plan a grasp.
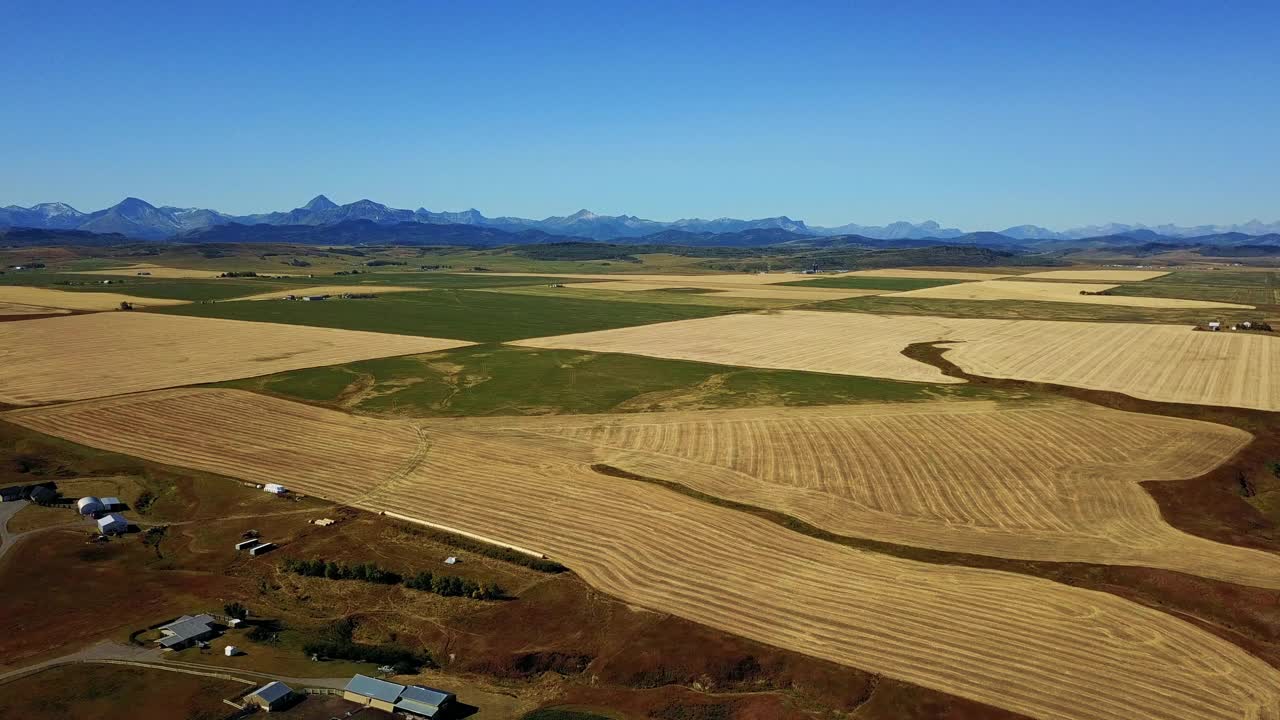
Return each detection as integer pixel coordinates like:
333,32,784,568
7,388,1280,720
515,310,1280,411
0,312,472,404
0,285,190,311
886,279,1251,309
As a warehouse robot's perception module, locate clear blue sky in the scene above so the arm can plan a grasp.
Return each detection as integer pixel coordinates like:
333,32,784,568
2,0,1276,230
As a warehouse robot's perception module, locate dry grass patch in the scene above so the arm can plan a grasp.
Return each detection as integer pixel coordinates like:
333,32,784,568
9,388,1280,720
235,285,433,301
1019,269,1171,282
0,313,471,405
0,286,189,312
887,279,1251,308
71,263,225,279
835,269,1012,280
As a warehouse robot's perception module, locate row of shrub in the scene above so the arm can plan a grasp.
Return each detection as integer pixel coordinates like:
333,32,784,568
282,558,401,584
404,570,503,600
282,558,504,600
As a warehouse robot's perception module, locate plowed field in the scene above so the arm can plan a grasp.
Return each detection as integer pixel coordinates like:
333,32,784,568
8,388,1280,720
0,313,471,404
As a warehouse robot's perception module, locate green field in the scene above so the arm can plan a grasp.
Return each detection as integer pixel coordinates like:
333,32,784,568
0,272,290,301
218,344,1011,417
151,289,734,342
777,275,969,291
1107,271,1280,306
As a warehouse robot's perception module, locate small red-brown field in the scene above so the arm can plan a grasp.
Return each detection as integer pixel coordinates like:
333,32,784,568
9,388,1280,720
0,664,244,720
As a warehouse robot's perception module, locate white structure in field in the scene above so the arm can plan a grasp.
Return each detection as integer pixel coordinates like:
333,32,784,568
77,496,105,516
96,513,128,535
263,483,286,495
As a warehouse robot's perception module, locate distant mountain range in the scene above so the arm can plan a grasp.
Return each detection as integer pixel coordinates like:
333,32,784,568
4,195,1278,244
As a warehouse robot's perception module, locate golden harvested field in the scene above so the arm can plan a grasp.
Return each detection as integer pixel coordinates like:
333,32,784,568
8,388,1280,720
0,286,190,312
947,320,1280,411
0,312,472,405
236,285,432,300
476,402,1277,587
1019,269,1171,281
887,279,1252,308
517,310,1280,411
0,301,69,316
836,268,1012,280
564,280,881,301
512,311,993,383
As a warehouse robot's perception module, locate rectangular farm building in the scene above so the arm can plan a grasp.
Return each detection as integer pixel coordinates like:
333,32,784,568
343,674,455,718
156,614,218,650
96,513,128,535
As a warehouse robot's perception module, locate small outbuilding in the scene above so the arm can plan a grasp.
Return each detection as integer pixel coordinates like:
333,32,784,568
1208,321,1222,331
245,681,293,712
28,485,57,505
77,496,105,516
263,483,287,495
248,542,276,556
100,496,123,511
96,513,128,535
234,539,259,551
342,675,454,718
225,645,240,657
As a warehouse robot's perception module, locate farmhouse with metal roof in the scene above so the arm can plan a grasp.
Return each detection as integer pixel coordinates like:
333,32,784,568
342,674,455,718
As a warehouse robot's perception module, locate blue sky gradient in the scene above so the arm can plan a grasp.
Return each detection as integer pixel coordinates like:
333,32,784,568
3,0,1277,229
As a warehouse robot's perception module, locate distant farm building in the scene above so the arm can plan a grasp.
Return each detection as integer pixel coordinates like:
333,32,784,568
27,485,57,505
246,681,293,712
234,539,259,551
100,496,122,511
96,513,128,535
156,614,218,650
0,486,22,503
343,674,455,718
225,645,240,657
1208,321,1222,331
77,496,105,516
263,483,287,495
302,295,328,302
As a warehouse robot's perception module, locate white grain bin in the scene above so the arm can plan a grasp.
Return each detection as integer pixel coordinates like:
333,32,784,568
77,496,105,516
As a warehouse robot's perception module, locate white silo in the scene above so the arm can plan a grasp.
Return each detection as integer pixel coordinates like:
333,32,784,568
77,496,105,516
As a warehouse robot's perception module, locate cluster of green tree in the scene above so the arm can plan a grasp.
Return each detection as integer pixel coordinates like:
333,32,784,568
364,259,406,266
217,271,258,277
282,558,402,584
303,617,432,673
391,524,566,573
403,570,503,600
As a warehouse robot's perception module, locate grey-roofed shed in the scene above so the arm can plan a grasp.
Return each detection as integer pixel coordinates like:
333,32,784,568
246,681,293,711
395,684,455,718
96,513,128,535
343,674,405,712
156,613,218,649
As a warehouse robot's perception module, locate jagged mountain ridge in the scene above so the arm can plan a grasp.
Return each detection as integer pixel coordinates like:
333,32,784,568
3,195,1279,242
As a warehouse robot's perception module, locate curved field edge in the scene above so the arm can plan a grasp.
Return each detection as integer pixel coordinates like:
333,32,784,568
6,389,1280,720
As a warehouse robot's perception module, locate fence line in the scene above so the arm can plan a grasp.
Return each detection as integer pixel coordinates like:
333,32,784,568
380,511,548,559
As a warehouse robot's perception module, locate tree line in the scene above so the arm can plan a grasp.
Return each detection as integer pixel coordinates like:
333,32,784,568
282,557,504,600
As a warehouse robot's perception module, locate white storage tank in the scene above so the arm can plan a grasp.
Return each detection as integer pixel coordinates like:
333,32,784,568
225,645,239,657
77,496,105,516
